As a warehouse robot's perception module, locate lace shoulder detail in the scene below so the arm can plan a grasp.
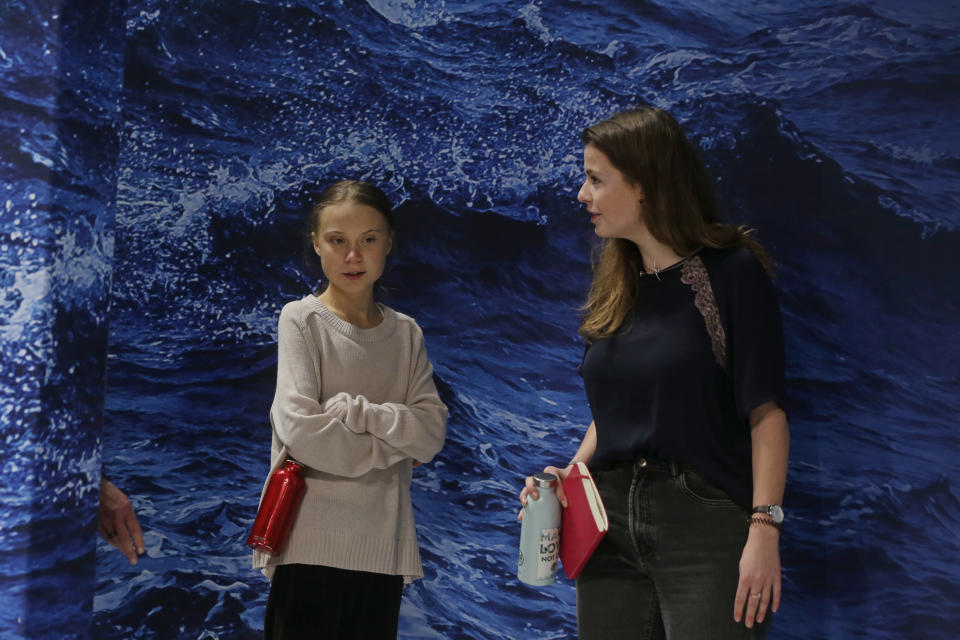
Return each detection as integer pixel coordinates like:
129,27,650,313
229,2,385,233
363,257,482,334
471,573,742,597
680,256,728,369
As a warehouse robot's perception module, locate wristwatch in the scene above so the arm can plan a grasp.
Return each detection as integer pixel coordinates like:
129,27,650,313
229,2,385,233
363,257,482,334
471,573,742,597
752,504,785,524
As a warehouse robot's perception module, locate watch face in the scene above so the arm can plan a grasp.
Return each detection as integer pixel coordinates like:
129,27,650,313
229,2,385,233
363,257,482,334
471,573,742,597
754,505,785,523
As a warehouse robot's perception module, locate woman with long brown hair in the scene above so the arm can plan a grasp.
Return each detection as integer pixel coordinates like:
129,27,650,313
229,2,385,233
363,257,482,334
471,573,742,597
520,107,789,639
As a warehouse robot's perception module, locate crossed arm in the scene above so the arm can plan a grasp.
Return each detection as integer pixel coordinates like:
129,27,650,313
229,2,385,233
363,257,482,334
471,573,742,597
271,316,447,477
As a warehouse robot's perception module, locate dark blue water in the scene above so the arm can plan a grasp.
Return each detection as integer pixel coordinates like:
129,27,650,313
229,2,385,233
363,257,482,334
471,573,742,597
3,0,958,638
1,2,125,638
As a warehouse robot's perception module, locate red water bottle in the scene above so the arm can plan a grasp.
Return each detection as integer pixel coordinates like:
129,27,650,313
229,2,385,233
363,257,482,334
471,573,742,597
247,459,307,555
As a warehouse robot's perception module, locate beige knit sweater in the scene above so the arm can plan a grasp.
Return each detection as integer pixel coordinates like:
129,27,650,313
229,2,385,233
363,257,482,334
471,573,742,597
252,295,448,583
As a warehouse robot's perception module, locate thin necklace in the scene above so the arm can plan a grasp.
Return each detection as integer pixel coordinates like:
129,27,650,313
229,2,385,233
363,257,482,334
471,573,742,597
641,258,662,281
643,253,695,280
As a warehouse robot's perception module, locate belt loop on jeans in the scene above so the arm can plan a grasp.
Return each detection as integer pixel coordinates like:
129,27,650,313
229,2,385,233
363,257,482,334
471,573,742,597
669,460,681,478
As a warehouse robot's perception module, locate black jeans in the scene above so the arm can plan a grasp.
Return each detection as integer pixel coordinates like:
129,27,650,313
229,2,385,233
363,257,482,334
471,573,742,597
264,563,403,640
576,459,769,639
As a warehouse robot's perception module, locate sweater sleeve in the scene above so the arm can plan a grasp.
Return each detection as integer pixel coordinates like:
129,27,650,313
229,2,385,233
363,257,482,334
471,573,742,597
270,308,409,477
324,326,448,463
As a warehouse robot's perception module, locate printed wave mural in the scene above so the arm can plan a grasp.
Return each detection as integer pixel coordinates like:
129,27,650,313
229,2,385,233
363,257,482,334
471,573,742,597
1,0,958,638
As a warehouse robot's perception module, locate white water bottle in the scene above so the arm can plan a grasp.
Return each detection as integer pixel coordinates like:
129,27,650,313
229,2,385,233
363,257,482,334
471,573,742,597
517,472,561,586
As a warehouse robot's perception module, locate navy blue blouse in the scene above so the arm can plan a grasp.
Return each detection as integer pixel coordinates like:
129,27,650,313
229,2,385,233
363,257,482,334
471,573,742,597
579,246,786,509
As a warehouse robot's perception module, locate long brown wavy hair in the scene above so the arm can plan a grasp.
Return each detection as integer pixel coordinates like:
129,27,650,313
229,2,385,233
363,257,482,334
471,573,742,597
578,106,773,341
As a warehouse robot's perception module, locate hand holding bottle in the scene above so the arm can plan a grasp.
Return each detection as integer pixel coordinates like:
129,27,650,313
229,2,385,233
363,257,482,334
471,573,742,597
517,464,572,521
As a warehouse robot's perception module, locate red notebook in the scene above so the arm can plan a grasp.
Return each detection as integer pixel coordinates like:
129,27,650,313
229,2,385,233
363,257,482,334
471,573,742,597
559,462,609,580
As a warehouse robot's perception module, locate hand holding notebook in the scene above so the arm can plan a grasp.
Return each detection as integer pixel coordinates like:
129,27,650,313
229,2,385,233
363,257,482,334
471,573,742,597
559,462,609,580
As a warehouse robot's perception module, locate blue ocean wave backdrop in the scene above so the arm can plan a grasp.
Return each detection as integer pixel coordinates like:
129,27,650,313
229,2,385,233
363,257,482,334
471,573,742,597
99,0,960,638
1,2,125,638
3,0,958,638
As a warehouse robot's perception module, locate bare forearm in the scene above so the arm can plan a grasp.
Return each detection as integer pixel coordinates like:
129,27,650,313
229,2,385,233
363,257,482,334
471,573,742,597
737,402,789,627
570,421,597,465
749,402,789,507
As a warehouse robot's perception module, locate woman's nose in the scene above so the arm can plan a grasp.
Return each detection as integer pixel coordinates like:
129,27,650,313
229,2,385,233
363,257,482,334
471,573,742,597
577,181,589,203
345,246,362,262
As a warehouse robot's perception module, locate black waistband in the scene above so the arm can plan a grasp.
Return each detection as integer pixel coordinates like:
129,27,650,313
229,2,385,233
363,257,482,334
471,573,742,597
600,456,684,477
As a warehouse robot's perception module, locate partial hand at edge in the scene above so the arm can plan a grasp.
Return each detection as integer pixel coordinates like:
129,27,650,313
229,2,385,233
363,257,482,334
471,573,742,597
98,477,146,565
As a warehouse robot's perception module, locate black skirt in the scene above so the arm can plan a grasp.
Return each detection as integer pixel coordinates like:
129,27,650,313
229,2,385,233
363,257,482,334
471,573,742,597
264,563,404,640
